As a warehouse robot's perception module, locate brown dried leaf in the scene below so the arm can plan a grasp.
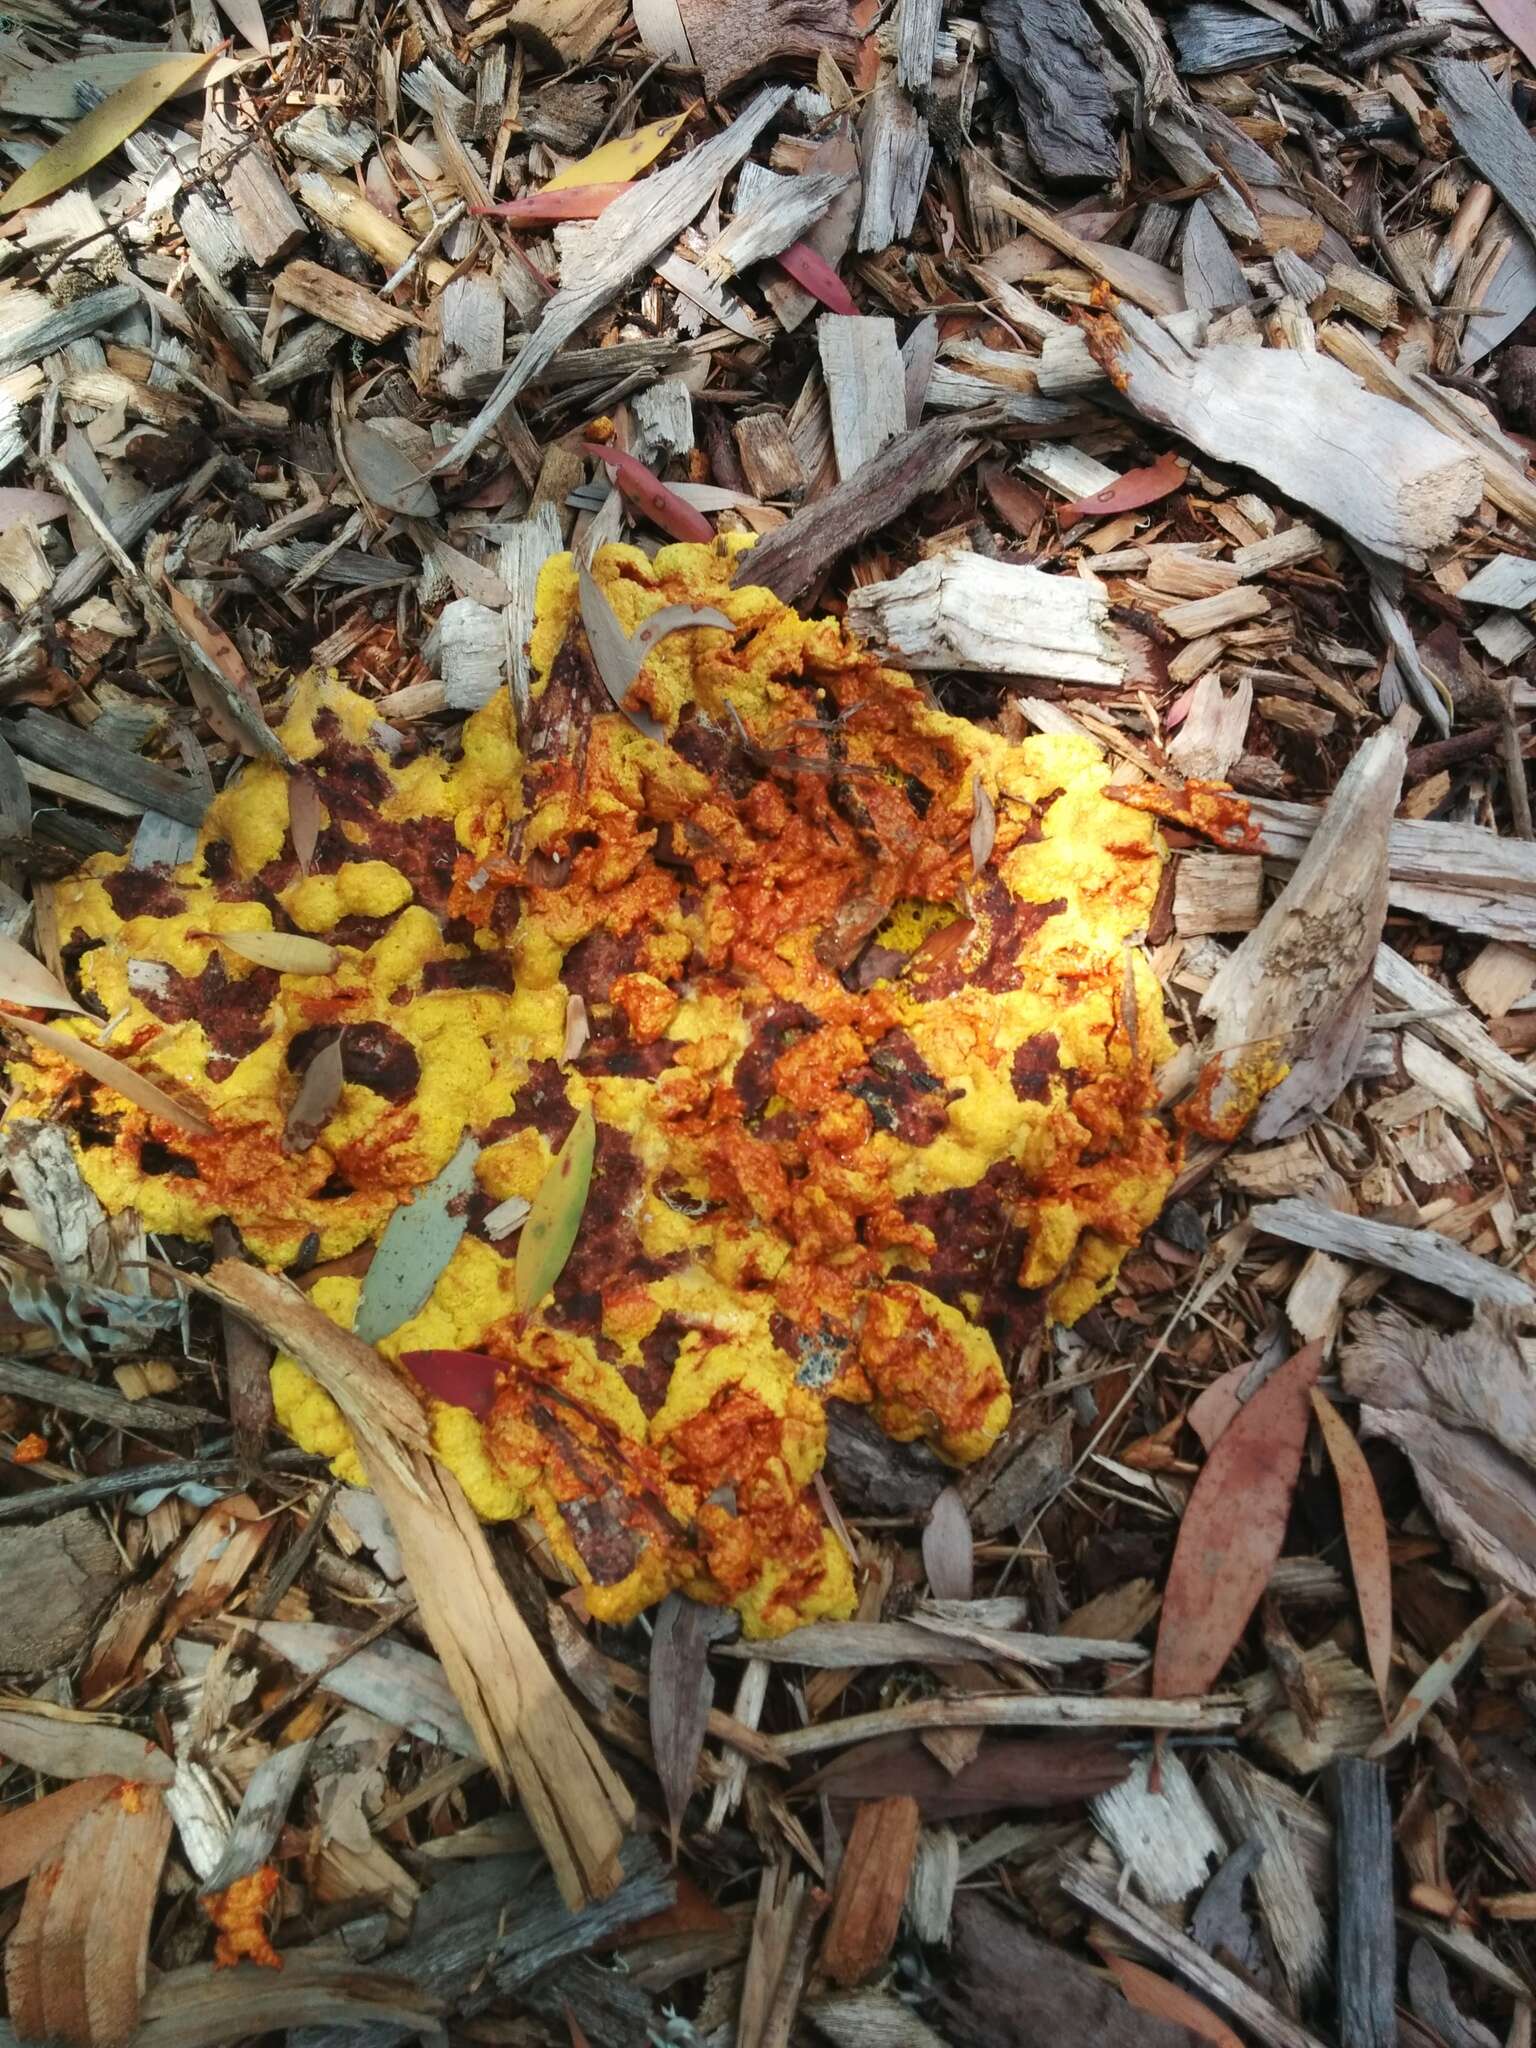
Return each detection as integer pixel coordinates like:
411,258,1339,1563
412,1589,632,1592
1154,1342,1323,1698
970,775,997,875
649,1591,718,1853
5,1782,172,2048
820,1796,921,1987
922,1486,974,1601
803,1734,1130,1817
288,770,325,875
1,1012,214,1137
0,934,84,1013
1311,1388,1392,1713
283,1033,346,1155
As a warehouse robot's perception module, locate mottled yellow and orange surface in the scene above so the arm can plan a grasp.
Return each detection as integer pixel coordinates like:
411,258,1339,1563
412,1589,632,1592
7,538,1177,1635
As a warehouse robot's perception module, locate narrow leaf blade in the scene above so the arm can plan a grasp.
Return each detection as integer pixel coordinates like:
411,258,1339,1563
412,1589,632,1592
582,443,714,544
282,1033,345,1155
355,1130,480,1344
1057,450,1188,525
2,1012,214,1136
1311,1388,1393,1713
515,1107,595,1313
0,53,215,215
1153,1341,1323,1698
775,239,858,315
474,183,629,223
922,1486,974,1601
970,775,996,874
205,930,339,975
1368,1594,1512,1759
342,422,439,519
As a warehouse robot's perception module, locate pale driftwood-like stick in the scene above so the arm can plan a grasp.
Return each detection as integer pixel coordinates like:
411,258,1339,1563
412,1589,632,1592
1173,850,1263,935
986,188,1184,314
439,87,789,470
818,315,907,482
1199,728,1404,1138
200,1264,633,1910
1060,1856,1333,2048
857,68,931,254
716,1618,1144,1668
1110,307,1480,566
847,552,1123,683
1373,942,1536,1105
1328,1759,1396,2048
1251,1197,1536,1310
760,1691,1240,1761
496,504,563,723
0,285,136,374
1431,62,1536,254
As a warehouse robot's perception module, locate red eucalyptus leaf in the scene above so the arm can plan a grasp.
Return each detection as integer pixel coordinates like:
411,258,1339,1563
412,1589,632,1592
400,1348,504,1418
581,442,713,543
472,183,629,224
1057,449,1187,526
775,240,858,315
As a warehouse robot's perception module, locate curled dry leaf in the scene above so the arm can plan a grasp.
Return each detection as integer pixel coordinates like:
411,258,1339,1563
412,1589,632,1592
1057,450,1188,526
543,109,689,191
354,1129,481,1345
202,929,339,975
400,1348,503,1418
282,1032,345,1156
583,441,714,544
287,771,325,876
1311,1388,1393,1714
970,775,997,875
922,1486,974,1601
649,1591,718,1852
0,934,83,1013
516,1106,596,1313
0,1012,214,1137
1154,1341,1323,1699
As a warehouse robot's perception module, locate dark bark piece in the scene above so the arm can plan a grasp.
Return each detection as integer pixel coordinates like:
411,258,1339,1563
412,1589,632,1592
675,0,859,98
1430,61,1536,253
0,1357,214,1434
1498,345,1536,433
822,1399,948,1515
1327,1759,1396,2048
807,1734,1130,1817
1170,3,1299,75
0,1510,123,1674
980,0,1118,186
6,709,208,827
947,1894,1205,2046
1189,1840,1269,1985
735,415,983,604
1407,1939,1501,2048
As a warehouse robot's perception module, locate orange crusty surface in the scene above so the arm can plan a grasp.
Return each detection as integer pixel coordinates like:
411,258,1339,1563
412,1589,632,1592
6,538,1175,1636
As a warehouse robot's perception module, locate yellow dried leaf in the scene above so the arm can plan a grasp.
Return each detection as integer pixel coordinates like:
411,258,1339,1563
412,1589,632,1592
0,934,83,1013
204,929,339,975
0,53,216,216
542,110,688,193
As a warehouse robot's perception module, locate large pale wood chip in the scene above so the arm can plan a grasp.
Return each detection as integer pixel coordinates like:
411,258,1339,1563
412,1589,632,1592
1199,728,1405,1138
848,551,1124,683
1252,1199,1536,1311
1108,306,1481,566
273,260,418,341
5,1783,172,2048
677,0,856,97
201,1262,633,1909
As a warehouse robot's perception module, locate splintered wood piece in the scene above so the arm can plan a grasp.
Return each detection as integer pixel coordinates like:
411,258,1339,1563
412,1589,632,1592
857,68,931,255
5,1783,172,2048
1183,197,1251,312
1430,62,1536,257
272,260,418,341
734,413,807,500
1200,728,1404,1139
1110,307,1481,566
1327,1759,1396,2048
1252,1198,1536,1310
203,100,305,267
820,1796,921,1985
818,315,906,481
0,1510,123,1675
201,1263,633,1909
847,551,1125,682
979,0,1117,186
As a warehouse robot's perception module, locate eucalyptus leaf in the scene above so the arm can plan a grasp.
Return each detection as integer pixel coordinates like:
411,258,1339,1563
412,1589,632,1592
343,421,439,520
355,1130,479,1344
0,53,216,216
576,565,732,742
515,1107,595,1313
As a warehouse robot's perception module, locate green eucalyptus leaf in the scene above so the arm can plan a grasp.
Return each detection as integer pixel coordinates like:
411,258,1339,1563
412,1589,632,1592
355,1129,479,1344
515,1107,595,1313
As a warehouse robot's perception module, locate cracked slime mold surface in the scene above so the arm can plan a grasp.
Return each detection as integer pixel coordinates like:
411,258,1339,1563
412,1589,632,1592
7,540,1175,1636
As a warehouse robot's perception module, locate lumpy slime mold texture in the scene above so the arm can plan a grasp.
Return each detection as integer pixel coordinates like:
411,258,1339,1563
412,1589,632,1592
8,539,1176,1636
